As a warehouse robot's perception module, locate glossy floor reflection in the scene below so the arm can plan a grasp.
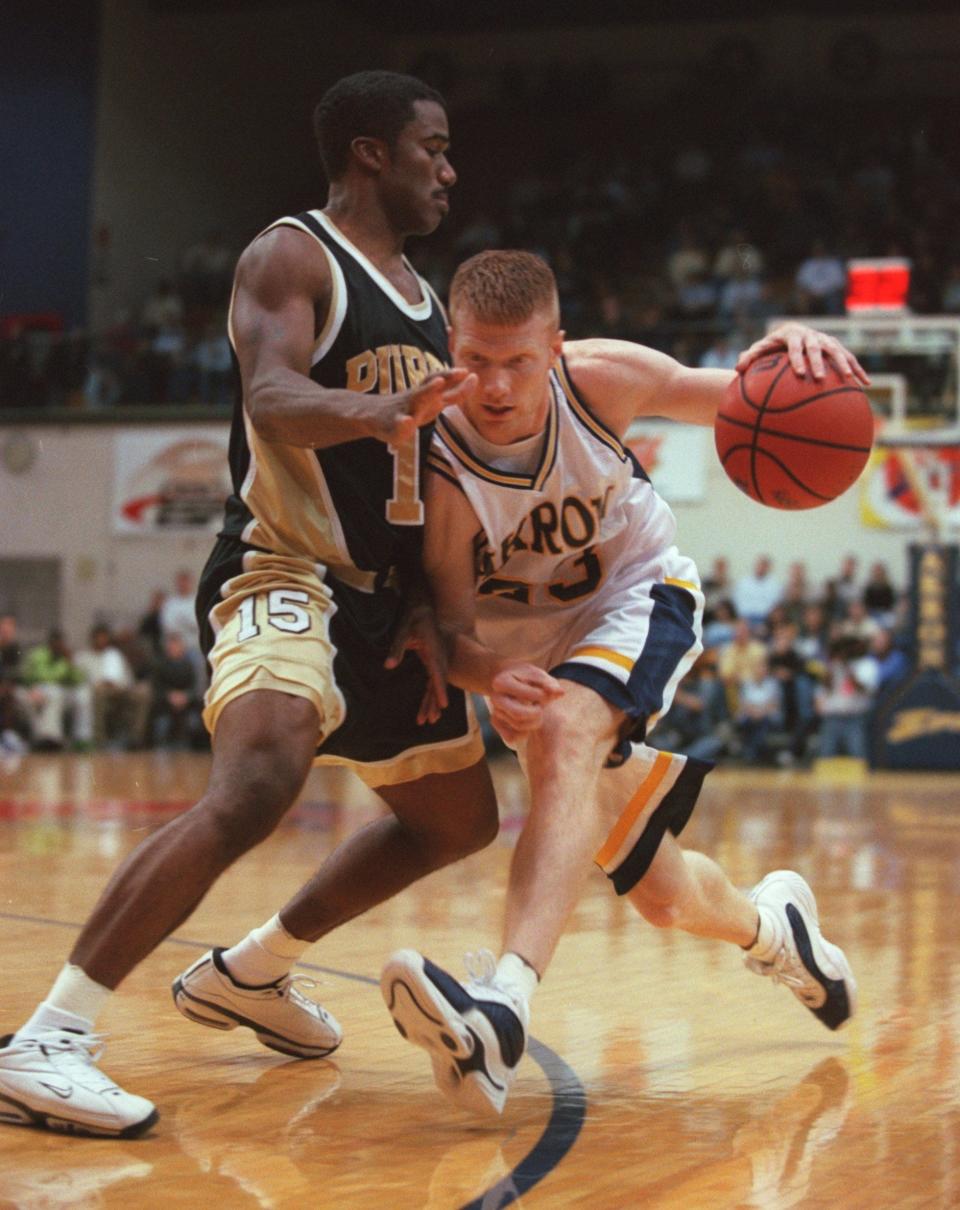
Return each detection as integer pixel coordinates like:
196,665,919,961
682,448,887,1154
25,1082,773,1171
0,752,959,1208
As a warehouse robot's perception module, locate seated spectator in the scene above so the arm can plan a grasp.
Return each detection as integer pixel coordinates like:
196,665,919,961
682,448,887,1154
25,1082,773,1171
650,651,728,762
717,264,767,322
782,561,810,625
141,279,184,334
194,323,233,406
863,560,897,623
871,627,910,691
701,556,732,621
75,625,151,750
114,625,155,687
697,332,740,371
815,633,880,759
151,632,203,750
840,600,882,645
160,570,200,653
795,603,829,682
794,239,847,315
0,614,22,681
703,599,737,651
768,622,817,762
0,672,30,754
675,268,718,320
732,555,783,628
666,227,710,291
735,656,784,764
138,589,167,660
713,228,765,281
19,630,93,751
718,618,768,714
825,554,860,621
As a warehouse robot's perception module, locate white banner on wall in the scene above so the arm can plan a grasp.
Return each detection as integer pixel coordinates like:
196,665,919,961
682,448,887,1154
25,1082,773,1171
624,421,709,503
113,427,232,535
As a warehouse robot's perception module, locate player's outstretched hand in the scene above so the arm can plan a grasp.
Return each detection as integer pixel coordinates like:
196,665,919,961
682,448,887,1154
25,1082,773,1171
385,604,450,726
488,664,565,743
736,322,870,385
378,369,477,445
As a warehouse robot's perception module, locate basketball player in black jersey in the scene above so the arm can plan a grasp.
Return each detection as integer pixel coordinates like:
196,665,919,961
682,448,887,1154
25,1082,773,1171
0,71,498,1138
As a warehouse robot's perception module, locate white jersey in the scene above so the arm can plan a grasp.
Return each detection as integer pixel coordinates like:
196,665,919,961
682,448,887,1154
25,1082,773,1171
429,359,700,675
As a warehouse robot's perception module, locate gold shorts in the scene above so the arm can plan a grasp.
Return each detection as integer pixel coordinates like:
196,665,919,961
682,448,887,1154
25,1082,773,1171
199,540,482,787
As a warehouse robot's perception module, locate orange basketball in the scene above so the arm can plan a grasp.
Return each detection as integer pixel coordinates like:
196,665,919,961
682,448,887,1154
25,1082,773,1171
714,353,874,509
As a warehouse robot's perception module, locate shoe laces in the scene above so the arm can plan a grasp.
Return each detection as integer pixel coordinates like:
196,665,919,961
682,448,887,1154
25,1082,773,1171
764,949,819,1001
463,949,497,986
282,974,327,1016
36,1031,119,1092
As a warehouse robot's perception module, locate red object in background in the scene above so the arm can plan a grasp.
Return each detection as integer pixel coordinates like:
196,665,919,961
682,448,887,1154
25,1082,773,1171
0,312,64,339
845,258,911,314
714,353,875,509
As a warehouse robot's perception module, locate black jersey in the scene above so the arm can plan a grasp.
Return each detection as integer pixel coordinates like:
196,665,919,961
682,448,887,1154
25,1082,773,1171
220,209,449,580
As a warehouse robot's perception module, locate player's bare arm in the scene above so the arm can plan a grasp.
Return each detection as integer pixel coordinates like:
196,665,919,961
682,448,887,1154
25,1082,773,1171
563,323,870,437
233,226,474,449
422,469,563,728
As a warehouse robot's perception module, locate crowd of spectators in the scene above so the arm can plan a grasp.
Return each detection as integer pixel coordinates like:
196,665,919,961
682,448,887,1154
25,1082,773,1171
2,92,959,410
0,571,207,756
2,553,912,766
0,232,234,411
647,553,911,767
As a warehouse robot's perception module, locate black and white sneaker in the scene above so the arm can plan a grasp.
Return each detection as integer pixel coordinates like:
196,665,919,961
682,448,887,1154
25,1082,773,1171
172,948,342,1059
745,870,857,1031
380,949,529,1117
0,1030,157,1138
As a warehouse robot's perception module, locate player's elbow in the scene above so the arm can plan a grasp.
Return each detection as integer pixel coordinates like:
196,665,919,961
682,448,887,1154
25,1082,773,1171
246,375,287,442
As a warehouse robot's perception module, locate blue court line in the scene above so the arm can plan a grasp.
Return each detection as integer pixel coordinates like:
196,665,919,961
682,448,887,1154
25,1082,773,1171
0,912,587,1208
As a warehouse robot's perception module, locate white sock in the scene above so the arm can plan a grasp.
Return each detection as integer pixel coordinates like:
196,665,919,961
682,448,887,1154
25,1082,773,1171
17,964,111,1038
495,952,539,1005
221,914,310,986
745,906,780,962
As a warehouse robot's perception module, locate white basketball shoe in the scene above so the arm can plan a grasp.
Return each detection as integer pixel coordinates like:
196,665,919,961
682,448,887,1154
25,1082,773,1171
745,870,857,1030
380,949,529,1118
0,1030,158,1138
172,948,342,1059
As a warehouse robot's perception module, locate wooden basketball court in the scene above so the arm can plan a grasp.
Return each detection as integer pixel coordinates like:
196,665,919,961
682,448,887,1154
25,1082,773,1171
0,750,957,1208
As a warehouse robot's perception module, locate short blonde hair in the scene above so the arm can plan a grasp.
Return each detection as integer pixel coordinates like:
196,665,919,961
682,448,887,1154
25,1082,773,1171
449,250,559,326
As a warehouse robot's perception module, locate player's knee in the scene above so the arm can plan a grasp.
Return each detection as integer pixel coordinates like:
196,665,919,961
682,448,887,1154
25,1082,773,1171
202,754,306,856
527,700,601,765
635,896,683,930
629,875,684,930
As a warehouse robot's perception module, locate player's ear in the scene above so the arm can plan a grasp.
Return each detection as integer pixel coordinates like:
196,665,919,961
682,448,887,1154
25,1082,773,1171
551,329,565,362
351,136,387,174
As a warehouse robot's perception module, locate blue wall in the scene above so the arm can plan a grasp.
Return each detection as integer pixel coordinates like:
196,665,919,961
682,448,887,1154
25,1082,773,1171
1,1,99,327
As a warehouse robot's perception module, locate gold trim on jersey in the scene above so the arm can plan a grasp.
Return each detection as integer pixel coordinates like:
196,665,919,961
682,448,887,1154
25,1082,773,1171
569,645,635,672
553,358,630,463
434,397,559,491
664,576,701,593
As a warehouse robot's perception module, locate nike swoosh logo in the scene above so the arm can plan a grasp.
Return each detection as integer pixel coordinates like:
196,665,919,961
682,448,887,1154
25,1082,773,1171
39,1080,73,1099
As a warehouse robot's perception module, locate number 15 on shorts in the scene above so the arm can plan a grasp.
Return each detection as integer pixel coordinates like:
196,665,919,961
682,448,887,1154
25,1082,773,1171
236,591,312,641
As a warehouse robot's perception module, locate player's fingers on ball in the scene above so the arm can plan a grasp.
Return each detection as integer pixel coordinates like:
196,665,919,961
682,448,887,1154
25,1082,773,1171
787,337,809,376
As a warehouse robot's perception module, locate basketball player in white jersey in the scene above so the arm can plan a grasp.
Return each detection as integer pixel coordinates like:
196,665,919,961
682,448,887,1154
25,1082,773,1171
382,251,866,1117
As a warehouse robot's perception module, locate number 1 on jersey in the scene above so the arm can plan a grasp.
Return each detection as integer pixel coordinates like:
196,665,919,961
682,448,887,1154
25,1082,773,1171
386,434,424,525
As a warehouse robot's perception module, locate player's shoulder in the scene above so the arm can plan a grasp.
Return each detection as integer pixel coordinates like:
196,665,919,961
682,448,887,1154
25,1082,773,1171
563,337,663,377
561,338,669,406
236,221,331,301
